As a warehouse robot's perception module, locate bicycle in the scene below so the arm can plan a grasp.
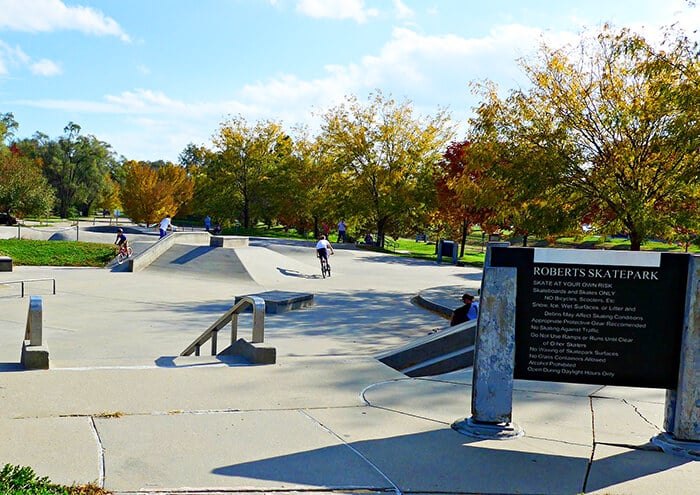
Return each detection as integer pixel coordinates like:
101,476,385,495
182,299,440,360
116,245,133,264
319,253,332,278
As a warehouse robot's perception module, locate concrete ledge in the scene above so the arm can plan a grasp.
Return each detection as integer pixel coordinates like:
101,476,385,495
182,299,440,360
236,290,313,314
123,232,250,272
171,231,211,245
21,340,50,369
0,255,12,272
127,234,177,272
220,338,276,364
209,235,249,248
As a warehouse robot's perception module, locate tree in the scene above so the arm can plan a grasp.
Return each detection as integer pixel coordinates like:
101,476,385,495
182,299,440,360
15,122,116,218
119,161,193,224
434,140,500,255
0,150,55,220
319,91,454,247
207,116,291,229
0,113,18,146
468,26,700,250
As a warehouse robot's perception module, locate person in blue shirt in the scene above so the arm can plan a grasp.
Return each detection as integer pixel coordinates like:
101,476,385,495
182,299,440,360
450,293,479,326
114,228,129,255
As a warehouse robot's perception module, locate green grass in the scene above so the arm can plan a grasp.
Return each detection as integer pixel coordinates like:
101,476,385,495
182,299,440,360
0,464,110,495
0,239,116,267
223,224,315,240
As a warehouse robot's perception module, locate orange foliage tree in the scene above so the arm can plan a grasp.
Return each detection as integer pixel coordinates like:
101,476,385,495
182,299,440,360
119,161,193,224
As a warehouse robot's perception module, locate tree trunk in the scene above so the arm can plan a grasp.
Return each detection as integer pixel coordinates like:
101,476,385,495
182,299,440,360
243,201,250,229
629,231,642,251
460,219,468,257
377,219,386,249
522,234,528,247
313,216,319,239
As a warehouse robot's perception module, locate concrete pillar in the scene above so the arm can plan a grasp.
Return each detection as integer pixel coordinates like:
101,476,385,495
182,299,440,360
22,296,49,370
25,296,43,346
452,264,523,439
653,255,700,458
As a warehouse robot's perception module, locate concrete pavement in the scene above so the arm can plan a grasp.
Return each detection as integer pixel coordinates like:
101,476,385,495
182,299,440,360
0,231,697,494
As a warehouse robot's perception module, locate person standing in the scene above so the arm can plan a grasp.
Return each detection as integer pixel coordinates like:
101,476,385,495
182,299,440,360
159,215,173,238
337,219,347,243
204,215,212,232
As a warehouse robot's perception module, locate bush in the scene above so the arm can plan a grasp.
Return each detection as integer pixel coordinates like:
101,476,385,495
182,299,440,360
0,464,111,494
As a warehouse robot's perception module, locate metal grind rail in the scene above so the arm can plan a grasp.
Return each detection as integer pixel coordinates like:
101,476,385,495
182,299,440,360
0,278,56,297
180,295,266,357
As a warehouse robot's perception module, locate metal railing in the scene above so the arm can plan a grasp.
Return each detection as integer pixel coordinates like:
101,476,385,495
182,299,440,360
0,278,56,297
180,295,266,357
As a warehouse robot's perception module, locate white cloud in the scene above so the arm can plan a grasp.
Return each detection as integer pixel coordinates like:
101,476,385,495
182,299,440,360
0,0,130,42
295,0,379,23
30,58,61,76
393,0,414,20
0,40,61,77
0,40,29,74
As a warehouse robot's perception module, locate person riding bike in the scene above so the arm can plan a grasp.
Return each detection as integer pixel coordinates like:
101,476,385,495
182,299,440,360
115,228,129,256
316,235,334,262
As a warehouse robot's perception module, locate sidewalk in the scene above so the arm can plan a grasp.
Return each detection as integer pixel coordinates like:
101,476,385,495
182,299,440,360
0,237,696,494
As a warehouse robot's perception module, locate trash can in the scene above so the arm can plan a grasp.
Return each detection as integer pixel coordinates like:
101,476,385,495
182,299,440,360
437,240,458,263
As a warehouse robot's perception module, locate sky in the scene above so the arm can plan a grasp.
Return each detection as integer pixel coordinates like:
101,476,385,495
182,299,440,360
0,0,699,163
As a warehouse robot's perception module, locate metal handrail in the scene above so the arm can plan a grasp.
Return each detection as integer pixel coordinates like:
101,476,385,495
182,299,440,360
180,295,266,357
0,278,56,297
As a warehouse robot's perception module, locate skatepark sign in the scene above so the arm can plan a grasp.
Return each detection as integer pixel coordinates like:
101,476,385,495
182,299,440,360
489,247,688,389
453,244,699,452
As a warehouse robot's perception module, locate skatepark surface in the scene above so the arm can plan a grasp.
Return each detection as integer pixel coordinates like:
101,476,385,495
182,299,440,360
0,227,697,494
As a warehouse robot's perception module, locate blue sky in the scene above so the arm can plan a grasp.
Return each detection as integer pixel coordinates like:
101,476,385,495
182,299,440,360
0,0,698,162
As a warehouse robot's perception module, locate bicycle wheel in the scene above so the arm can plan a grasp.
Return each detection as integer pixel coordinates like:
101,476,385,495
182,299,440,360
126,246,133,257
320,259,326,278
324,261,331,278
117,251,126,264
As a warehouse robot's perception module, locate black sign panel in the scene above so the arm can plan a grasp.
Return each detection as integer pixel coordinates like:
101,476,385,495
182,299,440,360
490,247,689,389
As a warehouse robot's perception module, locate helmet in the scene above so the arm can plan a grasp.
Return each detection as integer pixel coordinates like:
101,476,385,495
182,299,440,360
117,228,123,233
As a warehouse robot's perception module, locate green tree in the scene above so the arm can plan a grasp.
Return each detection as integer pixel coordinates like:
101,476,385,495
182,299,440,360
319,91,454,247
469,26,700,250
15,123,116,218
265,129,337,237
0,113,18,147
0,150,55,220
207,116,291,229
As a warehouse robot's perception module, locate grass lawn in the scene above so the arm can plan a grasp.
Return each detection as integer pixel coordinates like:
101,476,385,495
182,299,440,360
0,239,116,267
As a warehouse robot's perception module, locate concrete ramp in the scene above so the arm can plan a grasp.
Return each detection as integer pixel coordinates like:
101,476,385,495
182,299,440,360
147,244,253,281
377,319,477,377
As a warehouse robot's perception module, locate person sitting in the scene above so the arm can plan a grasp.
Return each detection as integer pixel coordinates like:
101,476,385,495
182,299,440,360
450,292,479,326
364,233,374,246
212,223,222,235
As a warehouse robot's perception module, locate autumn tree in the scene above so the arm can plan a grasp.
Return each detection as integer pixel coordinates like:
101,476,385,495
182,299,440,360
318,91,454,247
119,161,193,224
468,26,700,250
434,140,506,254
